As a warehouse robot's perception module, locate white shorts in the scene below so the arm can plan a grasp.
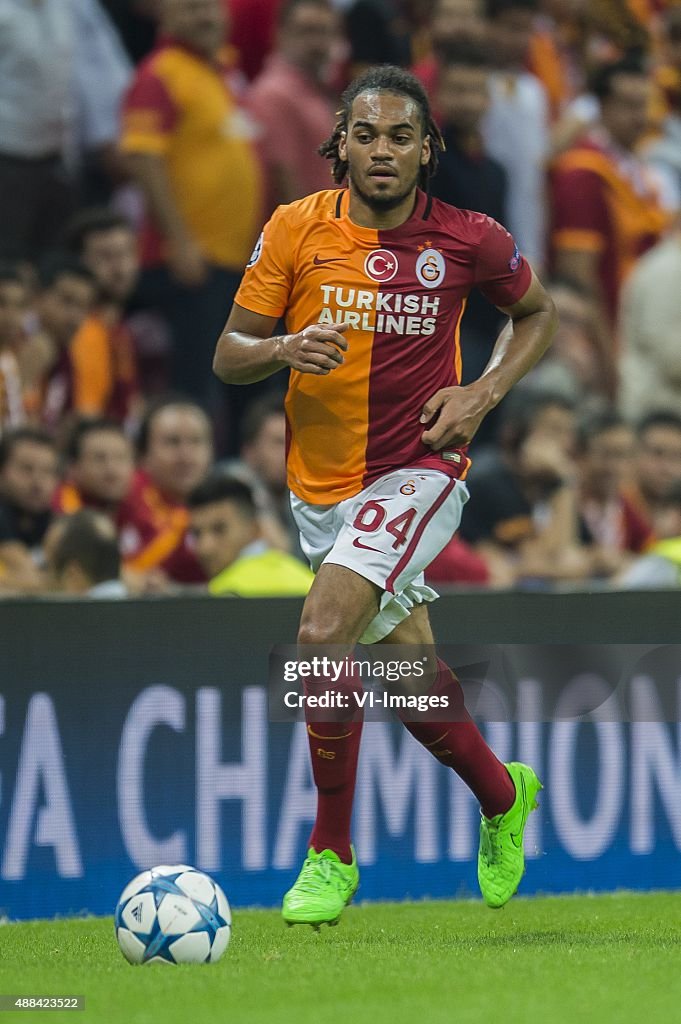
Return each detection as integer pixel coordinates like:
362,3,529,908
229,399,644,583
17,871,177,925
291,468,470,644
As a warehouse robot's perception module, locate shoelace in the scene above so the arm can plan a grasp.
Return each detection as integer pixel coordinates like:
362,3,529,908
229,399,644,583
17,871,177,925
296,856,336,894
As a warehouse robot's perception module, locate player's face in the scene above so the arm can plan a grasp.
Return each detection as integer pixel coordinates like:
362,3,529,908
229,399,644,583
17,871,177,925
144,406,213,499
0,441,58,514
38,275,95,347
190,500,258,579
73,432,135,505
437,65,490,133
340,92,431,211
0,280,27,346
83,229,139,306
637,427,681,500
243,414,287,492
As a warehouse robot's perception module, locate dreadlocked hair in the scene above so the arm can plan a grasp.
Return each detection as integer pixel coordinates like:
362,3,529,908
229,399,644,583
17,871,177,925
318,65,445,191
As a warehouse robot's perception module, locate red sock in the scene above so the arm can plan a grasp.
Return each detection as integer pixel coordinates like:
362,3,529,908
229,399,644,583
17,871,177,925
305,664,363,863
401,658,514,818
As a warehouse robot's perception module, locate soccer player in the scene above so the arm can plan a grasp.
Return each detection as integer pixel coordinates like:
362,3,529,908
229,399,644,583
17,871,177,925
213,66,558,926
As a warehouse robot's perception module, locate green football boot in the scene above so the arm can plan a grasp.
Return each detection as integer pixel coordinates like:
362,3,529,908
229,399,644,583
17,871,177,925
282,847,359,929
478,762,542,909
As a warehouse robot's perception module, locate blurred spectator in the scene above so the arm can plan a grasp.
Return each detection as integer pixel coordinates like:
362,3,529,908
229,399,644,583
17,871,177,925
0,0,131,262
47,508,127,597
64,209,140,426
247,0,338,210
71,0,134,204
550,56,671,386
223,394,296,552
459,390,590,583
577,410,652,578
412,0,486,101
425,534,494,587
23,257,98,434
624,411,681,532
0,427,58,592
527,0,584,120
342,0,411,73
188,472,313,595
482,0,550,267
122,396,212,585
229,0,283,81
120,0,264,414
0,1,75,262
619,227,681,420
0,264,28,433
617,479,681,588
53,418,135,518
645,8,681,196
101,0,160,65
430,42,508,405
526,277,604,401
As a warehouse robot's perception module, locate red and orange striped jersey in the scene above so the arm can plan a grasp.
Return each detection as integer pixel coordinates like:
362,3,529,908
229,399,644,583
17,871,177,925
235,188,532,505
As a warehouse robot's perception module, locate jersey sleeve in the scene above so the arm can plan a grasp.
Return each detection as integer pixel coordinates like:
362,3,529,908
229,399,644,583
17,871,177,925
474,216,533,308
234,205,295,319
551,167,609,254
120,65,178,156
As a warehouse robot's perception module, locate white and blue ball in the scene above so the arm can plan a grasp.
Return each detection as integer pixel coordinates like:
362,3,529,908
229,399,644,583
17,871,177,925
115,864,231,965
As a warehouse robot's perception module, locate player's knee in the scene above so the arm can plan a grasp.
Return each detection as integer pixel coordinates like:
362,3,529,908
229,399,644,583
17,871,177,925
297,615,353,648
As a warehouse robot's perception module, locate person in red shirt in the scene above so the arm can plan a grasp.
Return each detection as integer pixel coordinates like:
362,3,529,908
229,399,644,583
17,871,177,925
246,0,339,211
122,396,213,585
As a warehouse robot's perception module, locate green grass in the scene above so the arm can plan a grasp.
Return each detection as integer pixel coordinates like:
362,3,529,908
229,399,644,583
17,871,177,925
1,893,680,1024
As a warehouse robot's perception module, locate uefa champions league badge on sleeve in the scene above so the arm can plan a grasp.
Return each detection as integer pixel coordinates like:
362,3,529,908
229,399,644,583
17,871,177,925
247,232,264,268
509,246,521,272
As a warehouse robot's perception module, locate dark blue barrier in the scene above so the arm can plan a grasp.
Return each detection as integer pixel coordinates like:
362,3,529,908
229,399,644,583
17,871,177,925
1,594,680,920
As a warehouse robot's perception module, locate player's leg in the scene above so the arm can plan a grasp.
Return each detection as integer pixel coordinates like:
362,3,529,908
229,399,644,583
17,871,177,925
282,563,380,927
378,607,542,908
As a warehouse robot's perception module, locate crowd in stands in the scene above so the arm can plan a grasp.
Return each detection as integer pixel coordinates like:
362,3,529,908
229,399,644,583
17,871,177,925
1,0,681,595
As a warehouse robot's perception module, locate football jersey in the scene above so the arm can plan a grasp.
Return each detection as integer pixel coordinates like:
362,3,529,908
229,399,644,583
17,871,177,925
235,188,532,504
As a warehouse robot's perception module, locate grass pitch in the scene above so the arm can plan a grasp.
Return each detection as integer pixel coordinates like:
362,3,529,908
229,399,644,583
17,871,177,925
1,893,680,1024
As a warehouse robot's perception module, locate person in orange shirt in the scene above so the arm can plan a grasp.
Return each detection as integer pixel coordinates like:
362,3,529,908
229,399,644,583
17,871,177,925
23,257,98,436
53,418,135,522
64,209,141,427
122,395,213,585
550,57,672,392
214,65,557,924
120,0,264,424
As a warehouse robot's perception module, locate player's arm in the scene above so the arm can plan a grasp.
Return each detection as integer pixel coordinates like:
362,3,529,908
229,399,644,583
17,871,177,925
213,304,349,385
421,270,558,450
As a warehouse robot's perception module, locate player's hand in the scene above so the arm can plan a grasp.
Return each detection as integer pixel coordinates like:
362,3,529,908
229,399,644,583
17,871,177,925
277,322,350,375
420,385,489,449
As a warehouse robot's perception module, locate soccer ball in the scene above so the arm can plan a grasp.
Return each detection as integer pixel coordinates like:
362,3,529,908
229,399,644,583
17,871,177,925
115,864,232,965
